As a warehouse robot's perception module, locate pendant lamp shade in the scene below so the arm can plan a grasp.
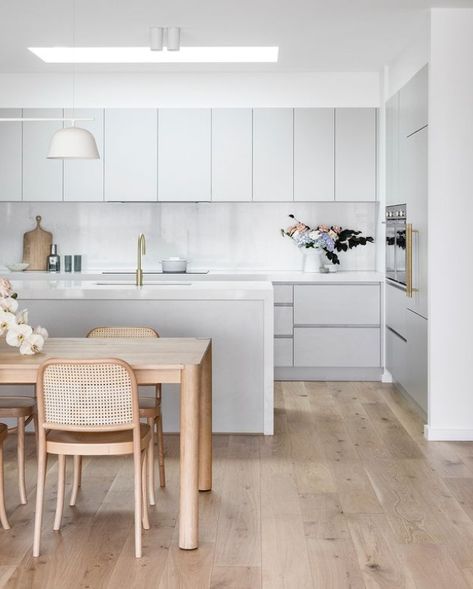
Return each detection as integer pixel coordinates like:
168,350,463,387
47,125,100,159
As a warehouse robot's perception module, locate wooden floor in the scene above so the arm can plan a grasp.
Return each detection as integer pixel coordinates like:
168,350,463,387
2,382,473,588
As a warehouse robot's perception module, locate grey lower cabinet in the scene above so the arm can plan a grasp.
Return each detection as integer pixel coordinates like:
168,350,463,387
22,108,64,202
386,326,408,390
0,108,22,201
405,310,428,412
274,282,382,379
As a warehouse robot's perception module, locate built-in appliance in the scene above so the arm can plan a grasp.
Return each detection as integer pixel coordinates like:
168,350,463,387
385,204,406,287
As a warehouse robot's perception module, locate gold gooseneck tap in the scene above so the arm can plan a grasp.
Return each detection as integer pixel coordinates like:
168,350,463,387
136,233,146,287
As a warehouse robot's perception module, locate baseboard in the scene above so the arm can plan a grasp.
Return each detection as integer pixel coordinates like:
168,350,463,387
274,367,383,381
424,425,473,441
382,369,393,383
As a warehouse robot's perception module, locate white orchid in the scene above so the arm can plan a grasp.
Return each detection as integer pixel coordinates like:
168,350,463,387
0,296,19,314
20,333,45,355
16,309,28,325
6,324,33,348
0,309,17,336
0,278,13,298
34,326,49,340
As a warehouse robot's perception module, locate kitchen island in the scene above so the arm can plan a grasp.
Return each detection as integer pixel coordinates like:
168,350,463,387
8,279,274,434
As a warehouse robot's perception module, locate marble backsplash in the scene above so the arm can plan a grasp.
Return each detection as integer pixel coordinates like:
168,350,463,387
0,201,379,271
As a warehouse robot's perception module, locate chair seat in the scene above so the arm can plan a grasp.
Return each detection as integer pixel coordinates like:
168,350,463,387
0,423,7,443
139,397,161,418
46,424,150,456
0,396,35,418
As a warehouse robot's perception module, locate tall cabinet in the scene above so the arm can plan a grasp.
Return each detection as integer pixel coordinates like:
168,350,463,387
385,65,428,413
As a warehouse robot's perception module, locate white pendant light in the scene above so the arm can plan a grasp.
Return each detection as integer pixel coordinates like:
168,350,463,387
48,0,100,159
48,124,100,159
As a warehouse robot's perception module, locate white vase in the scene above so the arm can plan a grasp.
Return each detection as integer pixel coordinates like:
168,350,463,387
302,249,322,273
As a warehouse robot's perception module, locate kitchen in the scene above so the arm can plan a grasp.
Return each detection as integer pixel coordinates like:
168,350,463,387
0,1,473,587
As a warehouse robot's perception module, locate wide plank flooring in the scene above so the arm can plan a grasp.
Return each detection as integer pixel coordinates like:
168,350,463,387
2,382,473,588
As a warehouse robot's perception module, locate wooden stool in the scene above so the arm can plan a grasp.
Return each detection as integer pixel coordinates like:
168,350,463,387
0,397,36,504
86,327,166,507
0,423,11,529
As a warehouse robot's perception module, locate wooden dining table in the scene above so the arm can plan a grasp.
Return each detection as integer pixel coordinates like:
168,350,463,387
0,336,212,550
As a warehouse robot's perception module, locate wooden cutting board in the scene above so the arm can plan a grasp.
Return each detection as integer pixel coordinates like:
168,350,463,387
22,216,53,271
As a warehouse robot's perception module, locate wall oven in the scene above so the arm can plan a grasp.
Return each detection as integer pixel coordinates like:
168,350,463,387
386,204,406,287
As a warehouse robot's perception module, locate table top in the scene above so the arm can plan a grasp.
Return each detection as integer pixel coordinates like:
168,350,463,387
0,337,211,372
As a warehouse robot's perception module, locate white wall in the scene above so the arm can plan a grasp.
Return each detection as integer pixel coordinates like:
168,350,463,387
385,14,430,100
426,9,473,439
0,72,380,108
0,201,377,272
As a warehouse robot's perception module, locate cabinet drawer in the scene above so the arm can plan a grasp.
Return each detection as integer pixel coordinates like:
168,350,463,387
274,338,293,367
294,327,380,367
294,284,380,325
386,282,407,339
386,326,408,391
274,306,293,336
273,284,293,304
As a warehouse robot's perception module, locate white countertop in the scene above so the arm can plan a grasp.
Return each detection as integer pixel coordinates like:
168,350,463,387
5,269,383,285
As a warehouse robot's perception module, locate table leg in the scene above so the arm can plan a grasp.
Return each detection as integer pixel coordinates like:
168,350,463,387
199,344,212,491
179,364,200,550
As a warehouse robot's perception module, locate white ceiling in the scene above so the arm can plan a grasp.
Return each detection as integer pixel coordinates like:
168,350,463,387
1,0,473,73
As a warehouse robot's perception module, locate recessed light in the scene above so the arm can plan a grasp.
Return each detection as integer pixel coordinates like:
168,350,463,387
28,46,279,64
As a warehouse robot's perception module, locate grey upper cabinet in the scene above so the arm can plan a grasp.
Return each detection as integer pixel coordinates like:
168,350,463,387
158,109,211,201
211,109,252,201
253,108,293,201
104,109,157,202
385,94,400,206
335,108,377,201
22,109,63,202
400,65,428,138
0,109,22,201
294,108,334,201
64,109,104,202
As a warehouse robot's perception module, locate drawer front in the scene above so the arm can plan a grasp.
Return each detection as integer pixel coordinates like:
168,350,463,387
294,284,380,325
274,338,293,367
273,284,293,304
294,327,380,367
386,282,407,339
386,326,408,390
274,306,293,336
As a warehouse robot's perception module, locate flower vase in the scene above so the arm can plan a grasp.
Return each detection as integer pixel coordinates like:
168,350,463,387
302,249,322,273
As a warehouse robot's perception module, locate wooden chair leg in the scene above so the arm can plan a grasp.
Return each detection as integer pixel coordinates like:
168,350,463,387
70,455,82,506
33,451,48,557
146,417,156,506
17,417,27,505
33,412,39,456
134,447,142,558
0,445,11,530
157,416,166,488
141,450,150,530
53,455,66,531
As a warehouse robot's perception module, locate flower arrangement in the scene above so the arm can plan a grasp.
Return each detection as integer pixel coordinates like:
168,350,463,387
0,278,48,355
281,214,374,265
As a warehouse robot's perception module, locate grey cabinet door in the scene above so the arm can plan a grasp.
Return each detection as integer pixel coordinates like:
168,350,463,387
400,65,428,138
401,126,428,319
22,108,63,201
385,94,400,206
158,109,211,201
294,108,334,201
0,108,22,201
406,310,428,412
64,109,104,201
104,109,157,202
253,108,293,201
335,108,377,201
212,109,252,201
386,326,408,390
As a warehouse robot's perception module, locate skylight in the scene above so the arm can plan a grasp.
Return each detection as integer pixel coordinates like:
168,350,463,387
28,46,279,64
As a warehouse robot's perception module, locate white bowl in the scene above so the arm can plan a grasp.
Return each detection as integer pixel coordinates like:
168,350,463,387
161,258,187,273
6,263,29,272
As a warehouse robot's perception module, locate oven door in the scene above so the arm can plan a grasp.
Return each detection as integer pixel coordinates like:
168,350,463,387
394,221,406,286
386,221,396,282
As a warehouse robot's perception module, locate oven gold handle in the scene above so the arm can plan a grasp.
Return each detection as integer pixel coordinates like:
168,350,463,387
406,224,419,298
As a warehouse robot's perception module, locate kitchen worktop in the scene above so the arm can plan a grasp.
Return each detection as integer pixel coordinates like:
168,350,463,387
5,269,383,284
